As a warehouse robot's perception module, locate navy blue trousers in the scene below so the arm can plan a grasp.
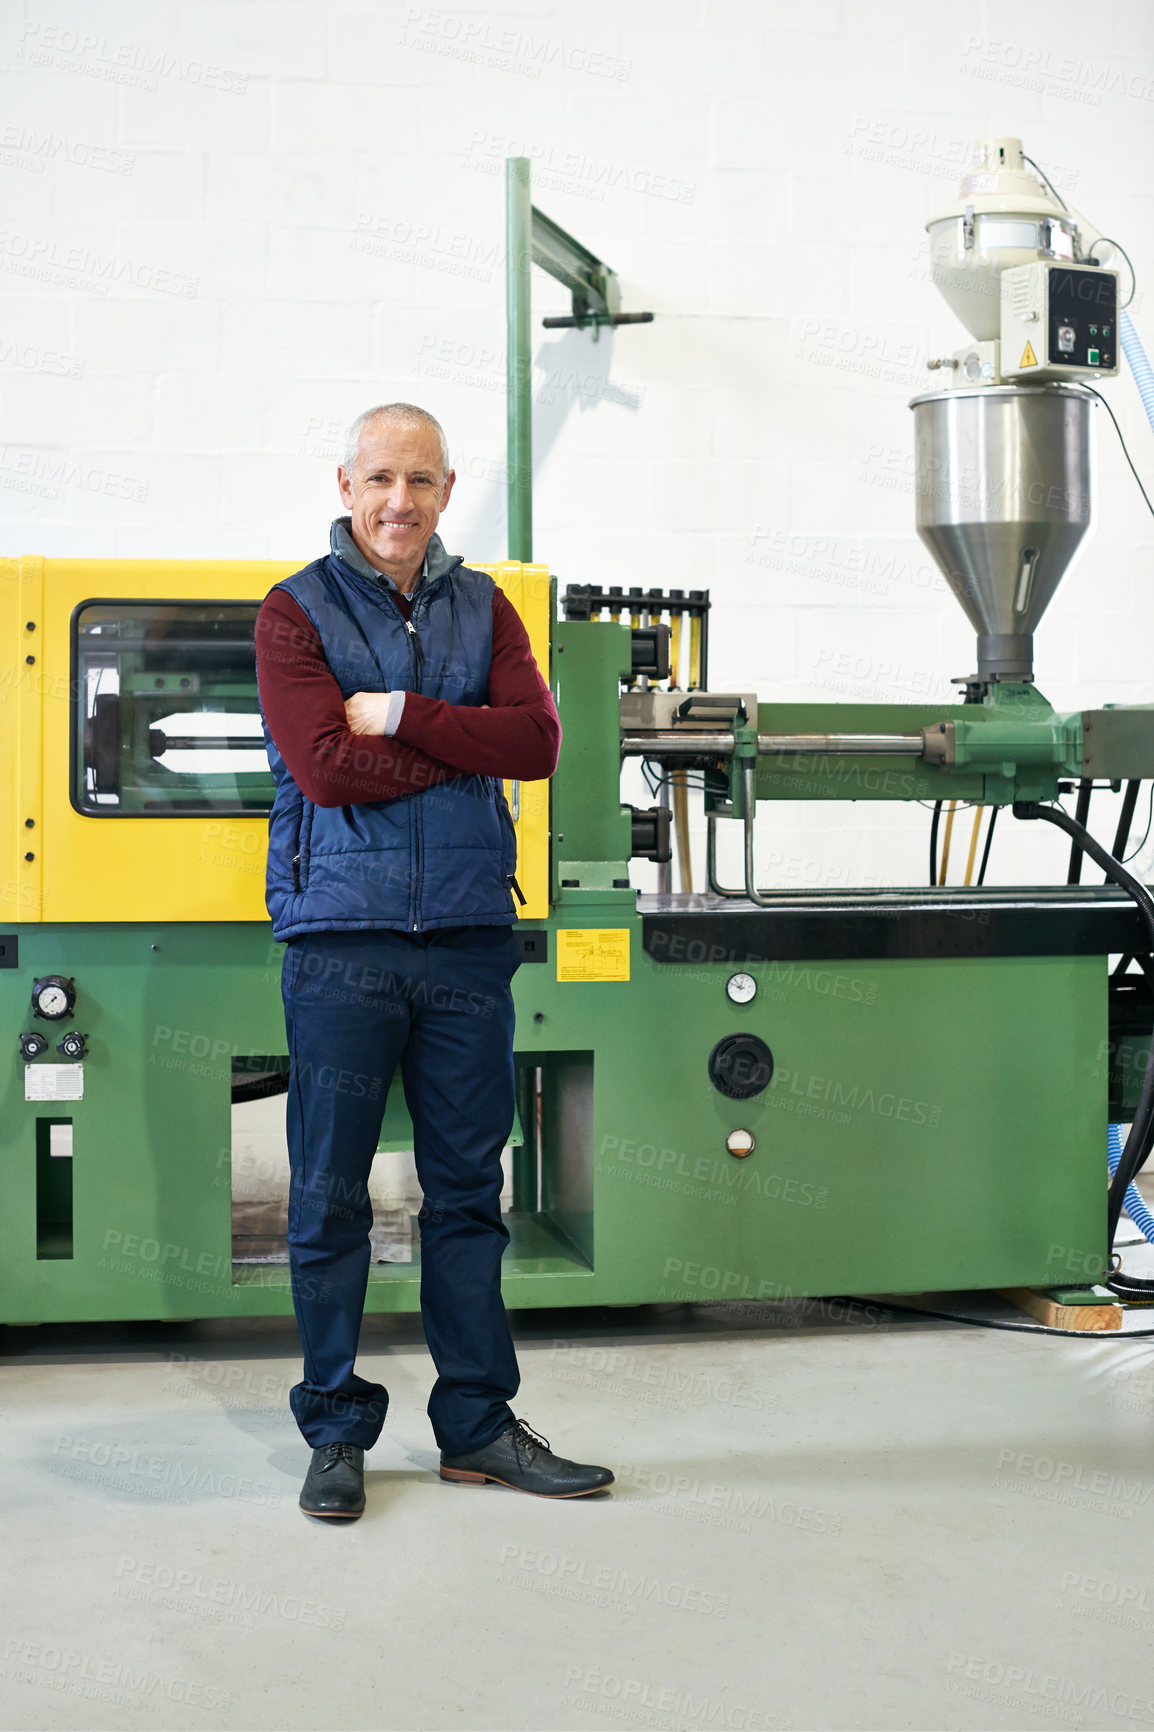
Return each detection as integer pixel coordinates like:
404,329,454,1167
280,925,522,1454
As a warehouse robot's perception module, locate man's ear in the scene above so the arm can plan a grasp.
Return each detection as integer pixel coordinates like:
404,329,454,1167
337,465,355,509
439,468,456,511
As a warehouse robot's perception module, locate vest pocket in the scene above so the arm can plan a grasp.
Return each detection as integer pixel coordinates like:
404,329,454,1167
293,802,315,893
494,781,518,879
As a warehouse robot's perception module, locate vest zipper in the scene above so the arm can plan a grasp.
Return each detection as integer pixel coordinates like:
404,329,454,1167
394,595,424,929
291,855,301,893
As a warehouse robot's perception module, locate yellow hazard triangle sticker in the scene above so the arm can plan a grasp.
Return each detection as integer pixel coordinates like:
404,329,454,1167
1020,340,1038,368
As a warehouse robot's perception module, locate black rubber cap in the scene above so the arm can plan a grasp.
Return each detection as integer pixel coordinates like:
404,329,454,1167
708,1033,774,1100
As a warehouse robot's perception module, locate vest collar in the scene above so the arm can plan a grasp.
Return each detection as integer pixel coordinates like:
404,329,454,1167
329,518,462,599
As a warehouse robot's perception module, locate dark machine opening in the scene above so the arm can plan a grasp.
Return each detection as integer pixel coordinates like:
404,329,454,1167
35,1118,73,1261
227,1054,593,1279
513,1052,594,1269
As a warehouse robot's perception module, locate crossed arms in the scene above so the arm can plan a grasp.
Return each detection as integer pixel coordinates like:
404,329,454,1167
255,588,560,809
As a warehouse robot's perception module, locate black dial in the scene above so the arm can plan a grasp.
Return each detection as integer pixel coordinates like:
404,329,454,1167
31,975,76,1021
56,1031,88,1060
19,1031,49,1060
708,1033,774,1100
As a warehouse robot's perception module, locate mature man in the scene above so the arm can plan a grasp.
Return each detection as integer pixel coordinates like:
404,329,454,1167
256,402,613,1518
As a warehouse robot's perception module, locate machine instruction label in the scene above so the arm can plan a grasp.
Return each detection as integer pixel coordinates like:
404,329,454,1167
556,928,630,982
25,1063,83,1101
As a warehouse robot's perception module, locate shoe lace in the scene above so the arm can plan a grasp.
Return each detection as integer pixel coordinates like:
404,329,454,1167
507,1418,550,1467
319,1441,359,1470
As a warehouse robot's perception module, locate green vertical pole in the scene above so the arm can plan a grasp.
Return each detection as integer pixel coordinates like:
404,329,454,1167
506,156,533,562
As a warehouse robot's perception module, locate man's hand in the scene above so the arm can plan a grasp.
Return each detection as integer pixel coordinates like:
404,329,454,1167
345,691,492,737
345,692,393,735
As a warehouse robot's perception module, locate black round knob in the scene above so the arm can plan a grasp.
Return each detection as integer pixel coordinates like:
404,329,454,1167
19,1031,49,1060
708,1033,773,1100
56,1031,88,1060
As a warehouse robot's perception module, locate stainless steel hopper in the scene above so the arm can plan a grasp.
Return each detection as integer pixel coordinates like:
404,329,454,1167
911,384,1095,684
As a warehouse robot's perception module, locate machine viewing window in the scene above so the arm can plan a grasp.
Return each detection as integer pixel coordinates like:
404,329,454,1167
72,599,275,816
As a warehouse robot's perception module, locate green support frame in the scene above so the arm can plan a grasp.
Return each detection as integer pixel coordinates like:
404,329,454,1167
504,155,651,561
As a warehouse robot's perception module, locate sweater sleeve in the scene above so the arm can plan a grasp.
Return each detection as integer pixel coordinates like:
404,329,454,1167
255,589,460,809
391,589,561,779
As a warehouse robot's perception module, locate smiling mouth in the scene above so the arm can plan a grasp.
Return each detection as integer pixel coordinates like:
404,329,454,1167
378,520,417,531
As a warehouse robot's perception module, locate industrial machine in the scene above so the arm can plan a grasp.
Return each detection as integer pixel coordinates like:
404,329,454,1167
4,139,1154,1327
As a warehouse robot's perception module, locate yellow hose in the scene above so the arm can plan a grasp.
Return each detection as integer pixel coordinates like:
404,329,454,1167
688,616,702,689
672,771,692,893
937,800,957,886
963,806,984,887
669,613,682,687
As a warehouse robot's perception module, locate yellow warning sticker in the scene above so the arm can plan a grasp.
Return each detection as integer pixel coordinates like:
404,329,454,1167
556,928,630,982
1020,340,1038,368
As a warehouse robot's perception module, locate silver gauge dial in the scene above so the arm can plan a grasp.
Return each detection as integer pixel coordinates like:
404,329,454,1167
32,976,75,1021
725,971,757,1006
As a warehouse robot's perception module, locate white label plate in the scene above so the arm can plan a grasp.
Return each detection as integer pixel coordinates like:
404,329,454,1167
25,1064,84,1102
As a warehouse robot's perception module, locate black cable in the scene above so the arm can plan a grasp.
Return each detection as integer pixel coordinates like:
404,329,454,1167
1022,154,1069,210
1112,780,1141,863
1123,783,1154,865
1067,779,1093,882
976,804,999,886
1104,1267,1154,1303
929,800,942,887
850,1294,1154,1339
1088,236,1137,309
1013,801,1154,1264
640,758,708,798
1081,385,1154,522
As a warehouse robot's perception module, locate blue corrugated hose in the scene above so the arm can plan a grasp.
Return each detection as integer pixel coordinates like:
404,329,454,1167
1121,310,1154,438
1109,1122,1154,1242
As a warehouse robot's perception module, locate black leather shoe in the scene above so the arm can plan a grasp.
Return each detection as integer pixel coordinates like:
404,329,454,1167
299,1442,365,1519
440,1419,613,1498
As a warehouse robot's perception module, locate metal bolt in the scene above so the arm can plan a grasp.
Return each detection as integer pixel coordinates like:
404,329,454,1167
25,655,34,665
533,1011,545,1023
24,818,33,829
25,621,35,631
24,852,34,862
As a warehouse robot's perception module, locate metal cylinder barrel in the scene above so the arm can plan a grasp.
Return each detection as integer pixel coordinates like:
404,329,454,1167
910,384,1095,684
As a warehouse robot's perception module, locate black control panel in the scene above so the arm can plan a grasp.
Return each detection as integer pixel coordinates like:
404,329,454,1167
1048,266,1117,370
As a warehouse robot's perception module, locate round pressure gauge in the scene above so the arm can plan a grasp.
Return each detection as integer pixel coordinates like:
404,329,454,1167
725,971,757,1006
31,976,76,1021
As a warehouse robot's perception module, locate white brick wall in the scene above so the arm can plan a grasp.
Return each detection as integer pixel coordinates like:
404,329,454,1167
3,0,1154,888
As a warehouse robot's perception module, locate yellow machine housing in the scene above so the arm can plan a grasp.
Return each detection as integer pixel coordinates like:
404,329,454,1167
1,556,551,925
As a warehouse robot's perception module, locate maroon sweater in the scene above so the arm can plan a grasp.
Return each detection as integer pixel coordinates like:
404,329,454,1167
256,585,560,809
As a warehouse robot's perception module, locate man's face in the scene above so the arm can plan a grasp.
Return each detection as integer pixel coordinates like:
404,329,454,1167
337,418,455,584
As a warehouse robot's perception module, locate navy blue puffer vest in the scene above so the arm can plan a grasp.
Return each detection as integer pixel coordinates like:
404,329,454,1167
261,550,517,940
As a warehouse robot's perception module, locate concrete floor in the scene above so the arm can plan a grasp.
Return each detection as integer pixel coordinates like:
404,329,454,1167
3,1297,1154,1732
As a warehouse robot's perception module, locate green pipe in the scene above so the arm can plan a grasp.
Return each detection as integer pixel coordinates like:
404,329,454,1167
506,156,533,562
